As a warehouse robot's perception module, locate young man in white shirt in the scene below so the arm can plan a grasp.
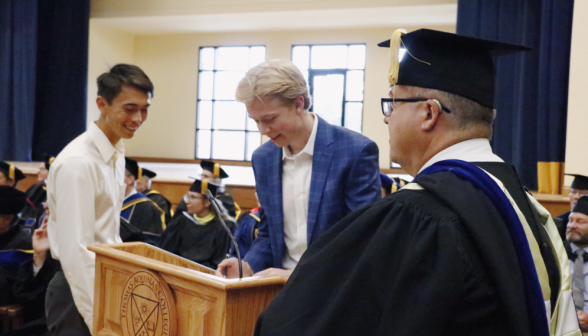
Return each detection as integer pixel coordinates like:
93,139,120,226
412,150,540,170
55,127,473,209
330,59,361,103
45,64,153,335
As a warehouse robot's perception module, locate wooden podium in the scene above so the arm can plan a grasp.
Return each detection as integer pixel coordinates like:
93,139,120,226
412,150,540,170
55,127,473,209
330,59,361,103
88,242,285,336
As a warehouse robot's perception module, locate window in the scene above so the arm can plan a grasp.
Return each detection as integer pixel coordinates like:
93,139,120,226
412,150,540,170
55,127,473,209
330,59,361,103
196,46,266,161
292,44,366,133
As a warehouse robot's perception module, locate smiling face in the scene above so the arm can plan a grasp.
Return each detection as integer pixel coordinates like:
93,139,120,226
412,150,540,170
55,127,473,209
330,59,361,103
96,86,151,145
246,95,305,149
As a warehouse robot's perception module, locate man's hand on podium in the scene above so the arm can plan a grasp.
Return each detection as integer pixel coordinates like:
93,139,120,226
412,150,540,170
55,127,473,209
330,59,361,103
216,258,253,278
254,268,293,279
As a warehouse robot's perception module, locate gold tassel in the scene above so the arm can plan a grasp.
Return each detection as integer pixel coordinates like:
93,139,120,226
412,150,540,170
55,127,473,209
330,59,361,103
49,157,55,165
138,167,143,180
9,164,15,180
213,163,220,177
201,179,208,195
388,28,407,86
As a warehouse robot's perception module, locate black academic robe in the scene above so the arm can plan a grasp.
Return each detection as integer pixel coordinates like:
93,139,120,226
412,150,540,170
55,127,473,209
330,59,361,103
160,213,231,269
122,196,164,234
145,189,172,224
0,223,32,251
556,210,570,241
255,163,556,336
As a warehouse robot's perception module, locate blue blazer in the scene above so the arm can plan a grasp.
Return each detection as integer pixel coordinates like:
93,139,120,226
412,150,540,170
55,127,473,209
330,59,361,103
244,116,382,272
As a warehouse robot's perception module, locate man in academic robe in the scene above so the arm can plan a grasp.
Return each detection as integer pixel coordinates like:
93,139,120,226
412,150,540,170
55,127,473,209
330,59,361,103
21,156,55,224
253,29,578,336
565,195,588,332
122,158,165,234
558,174,588,240
135,166,173,224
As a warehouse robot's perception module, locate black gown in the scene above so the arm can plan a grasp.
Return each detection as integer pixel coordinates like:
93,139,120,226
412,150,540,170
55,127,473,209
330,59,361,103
160,213,231,269
145,189,172,224
0,223,32,251
254,162,558,336
123,199,165,234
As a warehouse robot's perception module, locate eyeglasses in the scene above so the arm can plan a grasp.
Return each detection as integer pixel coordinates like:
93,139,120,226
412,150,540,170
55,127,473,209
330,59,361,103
184,193,204,203
381,98,451,117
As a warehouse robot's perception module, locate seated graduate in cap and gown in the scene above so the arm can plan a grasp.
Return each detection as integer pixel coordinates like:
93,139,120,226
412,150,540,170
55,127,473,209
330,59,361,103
174,161,239,227
20,156,55,226
254,29,579,336
0,162,36,232
121,158,166,235
135,167,173,224
556,174,588,241
230,206,264,259
160,179,231,270
0,186,33,308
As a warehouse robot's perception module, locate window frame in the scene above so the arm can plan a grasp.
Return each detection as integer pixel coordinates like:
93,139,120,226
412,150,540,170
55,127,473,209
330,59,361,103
292,43,366,132
195,45,265,161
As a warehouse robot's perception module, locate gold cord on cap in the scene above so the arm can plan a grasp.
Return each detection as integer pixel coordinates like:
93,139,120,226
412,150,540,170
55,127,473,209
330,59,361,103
49,157,55,165
388,28,407,86
213,163,220,177
9,164,15,180
201,179,208,195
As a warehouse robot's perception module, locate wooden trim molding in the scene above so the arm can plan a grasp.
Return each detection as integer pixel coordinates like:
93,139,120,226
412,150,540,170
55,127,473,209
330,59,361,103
129,157,253,167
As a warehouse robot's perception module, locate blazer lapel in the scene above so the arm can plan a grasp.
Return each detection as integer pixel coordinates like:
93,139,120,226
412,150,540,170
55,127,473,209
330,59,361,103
265,145,285,263
307,116,334,243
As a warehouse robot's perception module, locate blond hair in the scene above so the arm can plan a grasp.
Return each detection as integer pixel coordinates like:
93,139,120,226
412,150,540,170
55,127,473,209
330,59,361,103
235,59,312,109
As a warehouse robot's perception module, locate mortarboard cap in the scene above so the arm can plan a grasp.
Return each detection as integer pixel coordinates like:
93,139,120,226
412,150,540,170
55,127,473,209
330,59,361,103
124,157,142,180
200,160,229,179
0,161,26,182
566,174,588,191
141,167,157,179
572,196,588,217
44,155,55,170
378,29,531,108
189,178,220,196
0,185,27,215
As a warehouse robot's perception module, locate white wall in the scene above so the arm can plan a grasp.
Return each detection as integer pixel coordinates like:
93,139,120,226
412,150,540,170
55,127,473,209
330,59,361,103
564,0,588,185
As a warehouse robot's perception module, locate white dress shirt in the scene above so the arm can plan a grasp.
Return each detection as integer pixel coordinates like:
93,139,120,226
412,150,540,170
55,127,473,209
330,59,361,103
419,138,503,173
282,113,318,270
47,122,125,331
568,243,588,313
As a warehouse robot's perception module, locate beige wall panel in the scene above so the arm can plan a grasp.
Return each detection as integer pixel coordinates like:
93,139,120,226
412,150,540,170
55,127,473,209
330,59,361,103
125,26,455,166
87,23,135,130
564,0,588,186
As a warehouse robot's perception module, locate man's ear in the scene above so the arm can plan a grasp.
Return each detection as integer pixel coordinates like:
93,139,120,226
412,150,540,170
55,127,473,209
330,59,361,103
294,96,305,113
96,96,108,113
421,99,441,132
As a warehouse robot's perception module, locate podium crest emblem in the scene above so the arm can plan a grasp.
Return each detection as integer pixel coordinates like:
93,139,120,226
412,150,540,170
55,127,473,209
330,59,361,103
121,270,177,336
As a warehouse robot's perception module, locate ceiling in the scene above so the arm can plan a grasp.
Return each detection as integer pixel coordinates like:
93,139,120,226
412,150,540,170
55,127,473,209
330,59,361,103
91,3,457,35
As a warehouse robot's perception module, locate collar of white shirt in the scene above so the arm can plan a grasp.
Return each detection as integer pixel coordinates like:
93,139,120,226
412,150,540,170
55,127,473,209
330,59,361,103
282,113,318,160
88,121,125,163
570,242,588,254
125,188,137,201
418,138,504,174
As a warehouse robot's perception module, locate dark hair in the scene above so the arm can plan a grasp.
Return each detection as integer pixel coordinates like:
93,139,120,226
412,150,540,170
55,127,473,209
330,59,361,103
97,64,154,104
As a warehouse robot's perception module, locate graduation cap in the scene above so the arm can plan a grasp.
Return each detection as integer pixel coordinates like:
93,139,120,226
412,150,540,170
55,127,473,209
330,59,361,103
378,28,531,108
189,178,220,196
0,185,27,215
0,161,26,183
124,157,142,180
44,155,55,170
572,196,588,217
566,174,588,191
200,160,229,179
141,167,157,179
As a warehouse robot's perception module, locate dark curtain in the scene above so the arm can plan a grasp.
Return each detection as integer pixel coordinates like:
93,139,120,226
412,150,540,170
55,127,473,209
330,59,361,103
0,0,38,161
0,0,89,161
457,0,574,192
33,0,90,160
